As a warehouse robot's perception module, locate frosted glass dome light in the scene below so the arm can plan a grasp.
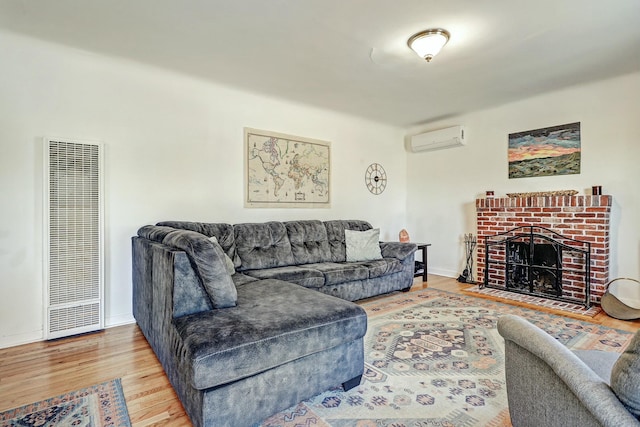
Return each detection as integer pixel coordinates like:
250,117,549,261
408,29,450,62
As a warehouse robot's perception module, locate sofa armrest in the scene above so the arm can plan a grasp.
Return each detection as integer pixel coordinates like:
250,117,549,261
379,242,417,260
498,314,640,427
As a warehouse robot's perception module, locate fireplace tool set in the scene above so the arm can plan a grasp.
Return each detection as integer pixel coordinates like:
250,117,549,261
458,233,477,283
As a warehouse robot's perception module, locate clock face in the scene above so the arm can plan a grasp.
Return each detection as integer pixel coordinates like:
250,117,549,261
365,163,387,195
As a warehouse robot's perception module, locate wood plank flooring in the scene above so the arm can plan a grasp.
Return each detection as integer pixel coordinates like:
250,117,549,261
1,275,638,425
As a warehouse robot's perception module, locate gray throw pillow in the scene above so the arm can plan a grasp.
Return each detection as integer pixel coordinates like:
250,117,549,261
345,228,382,262
611,329,640,419
163,230,238,309
209,236,236,275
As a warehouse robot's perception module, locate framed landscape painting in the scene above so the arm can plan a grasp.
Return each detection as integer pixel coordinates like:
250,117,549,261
508,122,581,179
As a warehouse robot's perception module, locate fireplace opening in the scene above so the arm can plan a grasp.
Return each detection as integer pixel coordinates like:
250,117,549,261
483,226,591,307
506,242,561,297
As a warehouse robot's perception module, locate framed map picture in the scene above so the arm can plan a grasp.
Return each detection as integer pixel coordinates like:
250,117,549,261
508,122,581,179
245,128,331,208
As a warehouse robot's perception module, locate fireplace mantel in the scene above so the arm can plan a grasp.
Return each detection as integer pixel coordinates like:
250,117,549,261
476,195,611,209
476,194,612,303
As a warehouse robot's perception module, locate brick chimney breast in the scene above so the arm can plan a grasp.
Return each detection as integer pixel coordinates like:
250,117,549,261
476,195,611,303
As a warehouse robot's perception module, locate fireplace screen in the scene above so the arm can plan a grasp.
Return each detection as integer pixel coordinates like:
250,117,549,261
483,226,591,307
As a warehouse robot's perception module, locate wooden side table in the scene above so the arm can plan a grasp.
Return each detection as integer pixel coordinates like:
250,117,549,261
413,243,431,282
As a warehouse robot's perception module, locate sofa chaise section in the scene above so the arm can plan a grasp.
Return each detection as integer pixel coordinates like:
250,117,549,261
133,233,367,427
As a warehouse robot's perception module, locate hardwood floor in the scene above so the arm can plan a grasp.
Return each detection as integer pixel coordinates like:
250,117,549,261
1,275,638,425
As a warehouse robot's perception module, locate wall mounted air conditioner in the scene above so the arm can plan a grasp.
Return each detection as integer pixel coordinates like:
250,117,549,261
409,126,465,152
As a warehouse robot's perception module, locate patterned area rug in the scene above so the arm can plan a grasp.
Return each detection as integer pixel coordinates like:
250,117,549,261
260,289,632,427
0,378,131,427
464,285,603,317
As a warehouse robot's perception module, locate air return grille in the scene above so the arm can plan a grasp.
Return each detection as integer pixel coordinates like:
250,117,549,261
44,139,104,339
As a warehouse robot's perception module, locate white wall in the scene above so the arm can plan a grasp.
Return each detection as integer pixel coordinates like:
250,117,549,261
407,72,640,280
0,31,407,348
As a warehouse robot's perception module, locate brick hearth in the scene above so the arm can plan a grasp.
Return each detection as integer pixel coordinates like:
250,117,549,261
476,195,612,303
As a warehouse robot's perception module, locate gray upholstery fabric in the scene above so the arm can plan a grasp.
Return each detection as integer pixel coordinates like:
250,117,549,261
380,241,418,260
132,235,366,426
198,339,363,427
285,220,332,264
319,270,413,301
573,349,620,383
304,262,369,285
163,229,238,308
157,221,241,267
132,237,154,339
231,272,259,287
357,258,405,278
208,236,236,274
497,314,640,427
173,252,214,317
323,220,372,262
173,279,367,390
137,224,177,242
234,222,295,270
243,265,325,288
611,328,640,419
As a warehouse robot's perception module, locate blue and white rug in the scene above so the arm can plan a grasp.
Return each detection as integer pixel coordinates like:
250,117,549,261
0,378,131,427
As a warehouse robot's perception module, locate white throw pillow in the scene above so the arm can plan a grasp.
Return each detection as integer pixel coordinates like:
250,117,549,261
209,236,236,275
345,228,383,262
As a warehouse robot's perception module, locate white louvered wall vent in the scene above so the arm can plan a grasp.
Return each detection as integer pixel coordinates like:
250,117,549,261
44,138,104,339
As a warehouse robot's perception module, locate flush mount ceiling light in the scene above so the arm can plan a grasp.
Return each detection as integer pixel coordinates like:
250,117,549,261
407,29,450,62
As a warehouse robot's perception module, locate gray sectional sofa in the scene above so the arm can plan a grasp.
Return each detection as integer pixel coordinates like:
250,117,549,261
132,219,417,426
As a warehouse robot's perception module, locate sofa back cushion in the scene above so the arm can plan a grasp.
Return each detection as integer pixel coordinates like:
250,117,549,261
285,220,332,265
137,224,177,242
323,220,373,262
234,222,295,270
157,221,240,268
162,229,238,309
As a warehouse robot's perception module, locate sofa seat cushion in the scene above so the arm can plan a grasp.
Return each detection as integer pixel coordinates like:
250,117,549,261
243,266,325,288
173,279,367,390
231,272,259,287
357,258,405,279
304,262,369,285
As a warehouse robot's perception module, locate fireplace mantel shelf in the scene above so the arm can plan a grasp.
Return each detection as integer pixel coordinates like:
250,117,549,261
477,195,612,209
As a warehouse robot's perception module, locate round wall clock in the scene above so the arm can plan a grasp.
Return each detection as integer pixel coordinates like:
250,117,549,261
365,163,387,195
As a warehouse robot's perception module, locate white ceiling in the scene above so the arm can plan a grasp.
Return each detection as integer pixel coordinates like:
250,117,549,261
0,0,639,127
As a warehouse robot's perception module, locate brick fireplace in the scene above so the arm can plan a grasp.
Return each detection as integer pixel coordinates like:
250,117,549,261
476,195,612,304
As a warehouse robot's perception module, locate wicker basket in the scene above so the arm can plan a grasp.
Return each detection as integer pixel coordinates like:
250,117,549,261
601,277,640,320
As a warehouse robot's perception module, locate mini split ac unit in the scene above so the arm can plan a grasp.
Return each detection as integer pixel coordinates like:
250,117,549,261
409,126,465,152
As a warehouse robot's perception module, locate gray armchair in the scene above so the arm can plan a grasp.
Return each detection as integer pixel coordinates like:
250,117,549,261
497,314,640,427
